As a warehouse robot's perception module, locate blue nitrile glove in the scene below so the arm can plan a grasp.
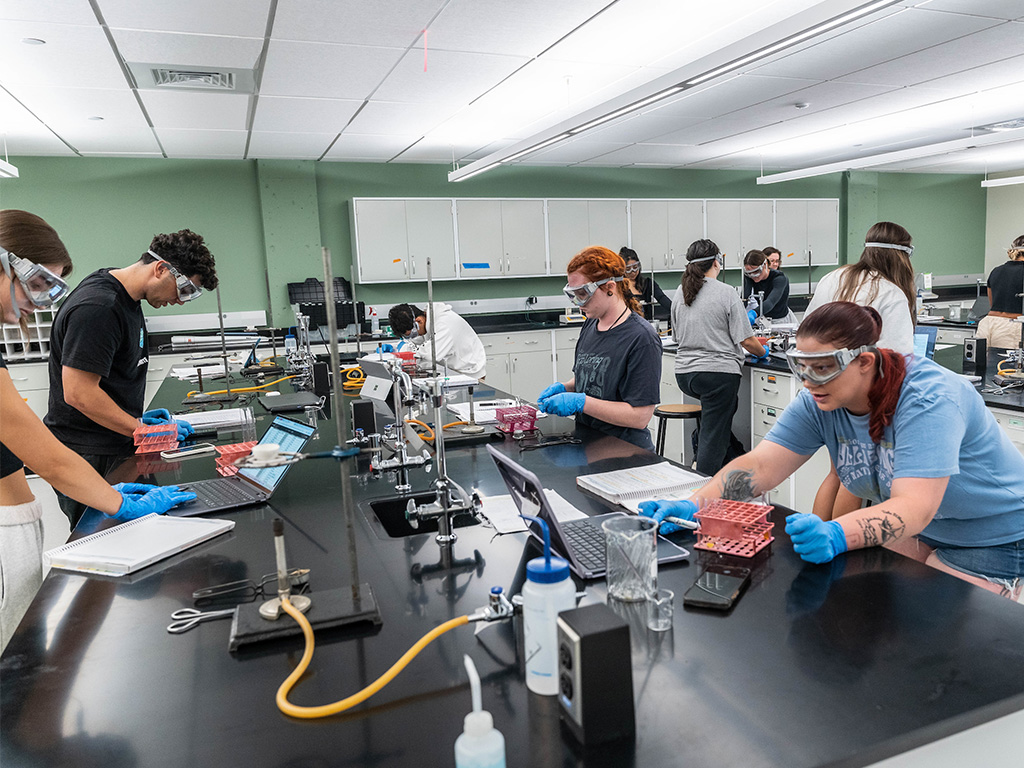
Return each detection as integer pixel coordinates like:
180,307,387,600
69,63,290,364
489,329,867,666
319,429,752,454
637,499,699,534
378,343,395,353
111,483,198,521
747,309,758,325
537,392,586,417
785,513,848,564
141,408,172,425
173,419,194,441
537,382,566,403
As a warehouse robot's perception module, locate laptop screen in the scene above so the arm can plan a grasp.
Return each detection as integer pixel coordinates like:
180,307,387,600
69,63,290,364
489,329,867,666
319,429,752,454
238,416,316,491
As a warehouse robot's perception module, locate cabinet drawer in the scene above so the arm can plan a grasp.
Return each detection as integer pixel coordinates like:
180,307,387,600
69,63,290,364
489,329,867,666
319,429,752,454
479,330,551,353
5,361,50,390
751,370,790,409
752,404,783,440
554,328,582,350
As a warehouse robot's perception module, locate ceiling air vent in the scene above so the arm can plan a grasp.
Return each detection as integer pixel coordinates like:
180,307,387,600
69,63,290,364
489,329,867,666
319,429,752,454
126,62,255,94
152,68,235,90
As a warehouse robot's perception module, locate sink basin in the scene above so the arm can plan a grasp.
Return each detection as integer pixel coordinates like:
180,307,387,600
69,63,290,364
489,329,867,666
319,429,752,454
364,493,482,538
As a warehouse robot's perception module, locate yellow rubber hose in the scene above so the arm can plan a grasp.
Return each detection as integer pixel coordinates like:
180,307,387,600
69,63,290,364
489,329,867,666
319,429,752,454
276,597,469,718
186,375,299,398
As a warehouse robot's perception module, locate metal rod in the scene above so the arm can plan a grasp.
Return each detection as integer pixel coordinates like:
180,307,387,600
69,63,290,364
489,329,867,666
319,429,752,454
321,247,346,452
215,285,232,396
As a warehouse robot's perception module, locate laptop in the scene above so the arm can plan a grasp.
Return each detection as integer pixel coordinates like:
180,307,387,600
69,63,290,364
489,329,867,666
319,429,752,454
170,416,317,516
486,445,689,580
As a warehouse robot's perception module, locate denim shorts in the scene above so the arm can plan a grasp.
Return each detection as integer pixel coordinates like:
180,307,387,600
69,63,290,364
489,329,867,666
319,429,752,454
917,534,1024,591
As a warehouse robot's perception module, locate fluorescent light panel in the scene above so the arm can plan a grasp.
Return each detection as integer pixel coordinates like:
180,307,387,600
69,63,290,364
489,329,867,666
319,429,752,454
449,0,904,182
981,174,1024,188
0,158,19,178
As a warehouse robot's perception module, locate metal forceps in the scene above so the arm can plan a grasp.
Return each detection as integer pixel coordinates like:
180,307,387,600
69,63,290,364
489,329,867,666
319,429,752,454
167,607,236,634
191,568,310,602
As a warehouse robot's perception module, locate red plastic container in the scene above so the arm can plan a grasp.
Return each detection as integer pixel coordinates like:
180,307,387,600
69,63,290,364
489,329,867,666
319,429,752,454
694,499,775,558
495,405,539,434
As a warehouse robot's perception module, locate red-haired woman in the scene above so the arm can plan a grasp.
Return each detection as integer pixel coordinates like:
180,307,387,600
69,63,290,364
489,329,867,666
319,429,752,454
641,302,1024,596
537,246,662,450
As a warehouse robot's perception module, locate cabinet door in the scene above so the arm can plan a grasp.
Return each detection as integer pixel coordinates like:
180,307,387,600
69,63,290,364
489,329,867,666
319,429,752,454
666,200,704,271
774,200,809,267
510,349,554,401
354,200,409,283
706,200,742,269
629,201,670,270
588,200,629,258
483,353,511,394
501,200,547,276
406,199,457,280
739,200,774,260
807,199,839,266
456,200,504,277
554,347,576,384
547,200,589,276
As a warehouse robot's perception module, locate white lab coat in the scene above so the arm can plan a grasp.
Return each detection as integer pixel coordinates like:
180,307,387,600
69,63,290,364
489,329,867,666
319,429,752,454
410,303,487,379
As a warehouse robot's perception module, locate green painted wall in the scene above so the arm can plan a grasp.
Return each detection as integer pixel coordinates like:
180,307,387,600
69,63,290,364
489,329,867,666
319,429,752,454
1,156,986,328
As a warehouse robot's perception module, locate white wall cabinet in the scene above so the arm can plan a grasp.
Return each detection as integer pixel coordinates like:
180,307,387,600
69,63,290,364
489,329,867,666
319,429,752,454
2,308,55,362
354,199,457,283
775,199,839,267
547,199,629,274
352,197,840,283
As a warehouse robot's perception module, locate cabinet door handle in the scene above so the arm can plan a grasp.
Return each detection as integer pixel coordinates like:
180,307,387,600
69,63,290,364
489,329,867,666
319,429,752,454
12,376,28,382
762,420,773,426
663,252,668,267
506,257,510,273
411,257,416,276
525,340,539,345
511,359,516,374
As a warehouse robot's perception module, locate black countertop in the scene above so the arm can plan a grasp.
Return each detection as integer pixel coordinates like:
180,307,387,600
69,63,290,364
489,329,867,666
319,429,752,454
5,377,1024,768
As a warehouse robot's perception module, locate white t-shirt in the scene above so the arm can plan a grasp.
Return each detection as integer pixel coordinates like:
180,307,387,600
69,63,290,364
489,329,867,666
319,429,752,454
410,303,487,378
804,268,915,354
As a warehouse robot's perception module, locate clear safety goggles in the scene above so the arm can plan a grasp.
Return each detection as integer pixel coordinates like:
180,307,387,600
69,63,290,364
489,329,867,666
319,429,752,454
563,276,621,307
743,262,767,277
785,345,875,385
623,262,640,277
0,247,69,308
865,241,914,258
147,250,202,302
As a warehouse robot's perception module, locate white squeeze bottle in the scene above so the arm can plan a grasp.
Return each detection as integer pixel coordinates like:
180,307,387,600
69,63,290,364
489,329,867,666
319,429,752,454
521,515,576,695
455,655,506,768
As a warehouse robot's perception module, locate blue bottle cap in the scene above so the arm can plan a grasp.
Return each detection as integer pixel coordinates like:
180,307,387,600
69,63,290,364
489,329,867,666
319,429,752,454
526,555,570,584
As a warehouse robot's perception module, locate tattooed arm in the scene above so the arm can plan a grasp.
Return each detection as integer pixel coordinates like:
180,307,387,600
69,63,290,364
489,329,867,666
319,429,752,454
835,476,948,550
691,439,810,506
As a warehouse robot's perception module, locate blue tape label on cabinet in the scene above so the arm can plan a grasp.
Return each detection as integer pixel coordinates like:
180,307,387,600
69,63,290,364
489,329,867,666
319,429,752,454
461,263,491,269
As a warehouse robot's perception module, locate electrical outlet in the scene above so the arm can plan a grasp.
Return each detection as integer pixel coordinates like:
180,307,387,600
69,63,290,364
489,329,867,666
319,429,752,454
526,295,538,306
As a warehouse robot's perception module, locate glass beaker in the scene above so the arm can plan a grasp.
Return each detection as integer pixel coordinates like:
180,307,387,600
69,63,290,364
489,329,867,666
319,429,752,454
602,516,657,602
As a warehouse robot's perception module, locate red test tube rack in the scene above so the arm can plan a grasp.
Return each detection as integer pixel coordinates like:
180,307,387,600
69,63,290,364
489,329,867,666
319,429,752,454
215,441,257,476
495,405,539,434
694,499,775,558
133,423,179,455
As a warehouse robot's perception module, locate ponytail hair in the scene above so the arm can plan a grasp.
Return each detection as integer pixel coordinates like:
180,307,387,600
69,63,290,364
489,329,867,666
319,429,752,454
797,302,907,443
681,239,720,306
567,245,641,315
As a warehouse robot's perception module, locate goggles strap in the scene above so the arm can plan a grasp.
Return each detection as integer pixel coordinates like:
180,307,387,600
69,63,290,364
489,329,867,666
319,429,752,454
864,242,913,254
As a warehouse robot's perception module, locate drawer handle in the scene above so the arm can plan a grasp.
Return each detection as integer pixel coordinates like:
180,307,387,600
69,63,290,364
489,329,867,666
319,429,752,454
761,388,778,394
524,341,539,345
762,420,773,426
12,376,28,381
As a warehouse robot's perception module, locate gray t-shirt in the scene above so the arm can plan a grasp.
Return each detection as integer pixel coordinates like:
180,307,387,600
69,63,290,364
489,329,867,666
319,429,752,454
672,278,754,376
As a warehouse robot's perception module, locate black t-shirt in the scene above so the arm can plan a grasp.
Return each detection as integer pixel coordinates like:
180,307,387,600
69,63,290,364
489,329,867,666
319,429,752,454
44,269,148,455
987,261,1024,314
742,269,791,319
0,348,25,478
573,312,661,450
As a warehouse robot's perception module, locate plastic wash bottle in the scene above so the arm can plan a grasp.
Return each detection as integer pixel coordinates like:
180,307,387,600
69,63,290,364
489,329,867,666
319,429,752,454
521,515,576,695
455,654,506,768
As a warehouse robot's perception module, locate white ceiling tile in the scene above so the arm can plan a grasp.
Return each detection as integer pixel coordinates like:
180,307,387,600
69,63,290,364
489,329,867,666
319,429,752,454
157,129,247,157
372,48,529,105
918,56,1024,96
273,0,441,46
253,96,362,133
100,0,273,37
346,101,452,136
754,7,1000,81
141,91,251,130
427,0,608,56
0,0,97,24
528,139,627,164
917,0,1024,21
247,131,335,158
111,30,264,70
66,126,161,154
585,143,711,166
14,87,148,134
322,133,415,161
837,19,1024,87
587,113,706,144
0,21,126,88
652,74,817,119
260,40,404,99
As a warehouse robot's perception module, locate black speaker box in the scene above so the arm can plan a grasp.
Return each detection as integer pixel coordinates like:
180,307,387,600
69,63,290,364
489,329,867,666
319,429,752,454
963,337,987,375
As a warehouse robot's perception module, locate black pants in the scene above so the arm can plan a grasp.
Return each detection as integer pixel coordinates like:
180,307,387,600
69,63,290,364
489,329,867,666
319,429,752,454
55,453,123,530
675,371,745,477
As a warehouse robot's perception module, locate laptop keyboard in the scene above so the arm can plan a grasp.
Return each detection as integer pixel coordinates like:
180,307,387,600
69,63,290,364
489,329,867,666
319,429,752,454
188,480,260,508
561,519,606,571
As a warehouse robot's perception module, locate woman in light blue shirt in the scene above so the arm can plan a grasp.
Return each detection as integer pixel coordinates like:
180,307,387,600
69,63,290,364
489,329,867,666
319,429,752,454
642,301,1024,596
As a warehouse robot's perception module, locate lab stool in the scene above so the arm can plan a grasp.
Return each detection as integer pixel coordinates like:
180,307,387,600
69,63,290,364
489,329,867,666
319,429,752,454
653,404,702,458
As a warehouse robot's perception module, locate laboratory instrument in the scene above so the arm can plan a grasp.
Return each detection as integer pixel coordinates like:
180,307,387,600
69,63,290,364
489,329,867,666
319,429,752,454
260,518,311,620
454,655,506,768
167,607,237,634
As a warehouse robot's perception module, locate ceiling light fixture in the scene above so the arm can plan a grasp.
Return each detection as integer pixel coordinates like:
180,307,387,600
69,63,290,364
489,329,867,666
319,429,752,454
975,118,1024,133
21,38,46,45
449,0,903,182
981,174,1024,188
0,136,18,179
757,129,1024,184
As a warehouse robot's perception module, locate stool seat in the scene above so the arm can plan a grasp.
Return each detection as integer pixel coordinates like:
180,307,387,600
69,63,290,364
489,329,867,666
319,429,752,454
653,403,702,458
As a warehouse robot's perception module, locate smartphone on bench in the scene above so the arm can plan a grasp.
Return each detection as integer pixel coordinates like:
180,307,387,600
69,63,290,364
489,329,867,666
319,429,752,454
683,564,751,610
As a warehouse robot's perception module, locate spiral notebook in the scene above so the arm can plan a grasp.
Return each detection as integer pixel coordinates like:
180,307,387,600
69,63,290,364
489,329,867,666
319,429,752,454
44,514,235,576
576,462,708,515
